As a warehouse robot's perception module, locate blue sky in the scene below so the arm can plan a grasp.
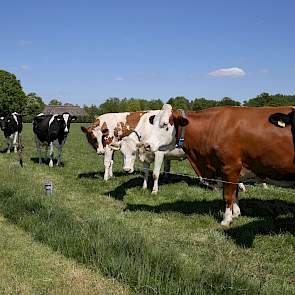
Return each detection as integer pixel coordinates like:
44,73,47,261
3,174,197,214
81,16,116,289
1,0,294,105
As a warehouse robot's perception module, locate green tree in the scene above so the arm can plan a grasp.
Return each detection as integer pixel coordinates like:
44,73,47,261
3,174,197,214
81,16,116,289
0,70,27,112
218,97,241,107
244,92,290,107
83,104,100,122
23,92,45,122
98,97,122,114
49,99,62,106
148,99,163,110
167,96,191,110
192,98,217,111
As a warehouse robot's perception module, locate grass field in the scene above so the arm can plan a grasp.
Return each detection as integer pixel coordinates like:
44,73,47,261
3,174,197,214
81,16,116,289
0,123,294,295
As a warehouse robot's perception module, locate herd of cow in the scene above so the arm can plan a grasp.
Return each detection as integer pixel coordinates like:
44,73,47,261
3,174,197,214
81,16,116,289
0,105,294,228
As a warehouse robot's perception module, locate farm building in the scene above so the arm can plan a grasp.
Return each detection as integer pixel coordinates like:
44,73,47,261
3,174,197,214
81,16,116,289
42,105,87,118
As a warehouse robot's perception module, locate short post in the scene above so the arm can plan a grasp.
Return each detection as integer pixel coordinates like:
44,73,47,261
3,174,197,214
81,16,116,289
43,181,53,196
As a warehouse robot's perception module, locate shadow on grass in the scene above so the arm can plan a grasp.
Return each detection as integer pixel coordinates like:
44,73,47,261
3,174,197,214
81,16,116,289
78,170,138,179
30,157,64,167
103,172,215,200
226,216,295,248
1,148,15,153
126,198,295,247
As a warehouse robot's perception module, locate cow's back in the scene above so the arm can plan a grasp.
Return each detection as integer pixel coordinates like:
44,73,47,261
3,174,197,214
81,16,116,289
95,111,146,142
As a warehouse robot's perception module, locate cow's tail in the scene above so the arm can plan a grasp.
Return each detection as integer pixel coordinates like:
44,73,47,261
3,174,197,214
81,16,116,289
17,132,24,167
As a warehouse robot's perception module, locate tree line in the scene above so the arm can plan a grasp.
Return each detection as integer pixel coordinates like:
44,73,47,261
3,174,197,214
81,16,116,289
1,69,295,122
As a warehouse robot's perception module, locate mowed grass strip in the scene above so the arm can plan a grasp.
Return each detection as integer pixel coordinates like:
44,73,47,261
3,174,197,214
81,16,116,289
0,123,294,294
0,213,129,295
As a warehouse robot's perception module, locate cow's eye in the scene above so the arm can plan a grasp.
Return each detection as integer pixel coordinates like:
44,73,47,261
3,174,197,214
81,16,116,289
7,119,11,122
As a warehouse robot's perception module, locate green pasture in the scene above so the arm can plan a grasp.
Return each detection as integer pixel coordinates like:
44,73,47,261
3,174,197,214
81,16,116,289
0,123,294,294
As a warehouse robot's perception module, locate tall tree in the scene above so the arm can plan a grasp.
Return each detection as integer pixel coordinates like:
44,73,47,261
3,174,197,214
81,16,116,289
0,70,27,112
24,92,45,122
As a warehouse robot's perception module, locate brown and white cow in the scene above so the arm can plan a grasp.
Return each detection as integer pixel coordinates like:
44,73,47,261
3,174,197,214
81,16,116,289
110,110,187,194
144,104,295,228
81,112,145,180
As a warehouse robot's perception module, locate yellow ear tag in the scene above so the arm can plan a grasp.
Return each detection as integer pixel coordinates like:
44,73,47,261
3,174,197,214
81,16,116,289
278,120,285,127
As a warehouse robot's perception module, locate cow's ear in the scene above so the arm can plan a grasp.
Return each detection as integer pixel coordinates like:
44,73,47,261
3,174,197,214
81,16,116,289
81,126,91,133
171,110,189,127
102,128,109,136
149,115,155,125
71,116,77,121
269,113,290,128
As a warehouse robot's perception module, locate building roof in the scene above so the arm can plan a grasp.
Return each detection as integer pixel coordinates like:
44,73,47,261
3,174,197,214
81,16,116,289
43,105,87,117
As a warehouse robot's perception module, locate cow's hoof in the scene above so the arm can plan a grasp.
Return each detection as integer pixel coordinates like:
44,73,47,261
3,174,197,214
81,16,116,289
151,190,158,195
49,161,54,167
232,203,241,219
238,183,246,192
220,220,232,230
6,150,10,154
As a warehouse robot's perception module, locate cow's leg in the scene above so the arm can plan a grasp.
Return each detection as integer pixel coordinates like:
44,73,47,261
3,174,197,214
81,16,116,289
221,167,241,228
6,136,12,153
152,151,165,194
262,182,268,189
44,145,49,162
35,135,42,164
103,146,113,181
12,132,18,153
108,152,114,178
163,158,171,179
142,162,150,190
56,143,63,166
49,142,54,167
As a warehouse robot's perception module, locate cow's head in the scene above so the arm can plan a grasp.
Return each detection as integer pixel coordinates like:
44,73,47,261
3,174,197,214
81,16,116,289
61,112,77,135
81,126,105,155
111,136,139,173
144,104,188,152
0,112,16,132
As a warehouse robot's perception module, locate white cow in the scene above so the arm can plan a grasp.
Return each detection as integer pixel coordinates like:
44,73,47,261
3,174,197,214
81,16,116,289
81,111,146,181
111,110,187,194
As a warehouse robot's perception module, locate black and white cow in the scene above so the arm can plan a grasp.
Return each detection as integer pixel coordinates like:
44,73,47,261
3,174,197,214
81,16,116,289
0,110,23,153
33,112,77,167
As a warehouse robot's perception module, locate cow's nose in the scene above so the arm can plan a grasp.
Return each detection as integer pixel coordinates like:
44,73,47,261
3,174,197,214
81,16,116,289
144,143,151,151
123,167,131,173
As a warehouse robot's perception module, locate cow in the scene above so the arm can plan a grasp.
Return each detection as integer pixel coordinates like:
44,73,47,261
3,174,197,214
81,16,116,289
81,111,146,181
33,112,77,167
0,110,23,153
110,110,187,194
144,104,295,228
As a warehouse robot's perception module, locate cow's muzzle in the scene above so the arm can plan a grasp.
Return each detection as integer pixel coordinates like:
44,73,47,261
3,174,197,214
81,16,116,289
123,167,134,173
144,143,151,152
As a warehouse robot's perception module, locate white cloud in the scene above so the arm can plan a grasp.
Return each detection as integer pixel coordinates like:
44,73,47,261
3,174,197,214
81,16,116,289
18,40,32,47
209,67,246,77
114,77,124,81
19,64,30,70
